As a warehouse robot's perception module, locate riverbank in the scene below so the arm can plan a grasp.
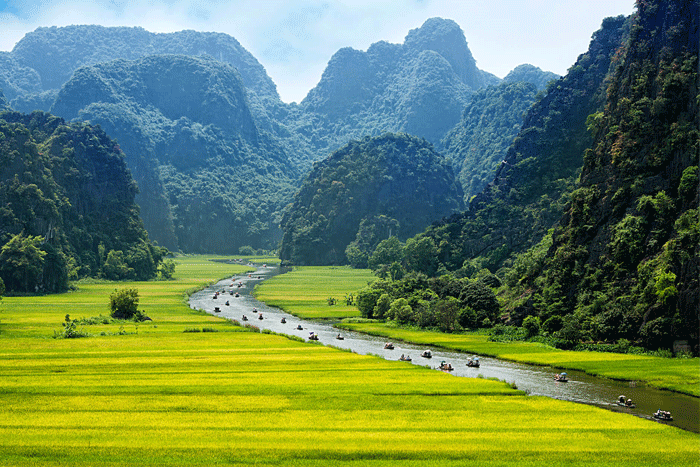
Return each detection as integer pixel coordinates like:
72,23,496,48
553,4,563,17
337,321,700,397
255,266,699,397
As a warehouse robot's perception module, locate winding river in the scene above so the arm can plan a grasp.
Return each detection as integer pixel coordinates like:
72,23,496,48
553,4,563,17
189,264,699,433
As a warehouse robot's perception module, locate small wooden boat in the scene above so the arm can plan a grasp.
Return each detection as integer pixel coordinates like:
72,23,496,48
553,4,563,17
225,301,230,306
242,315,248,321
258,314,263,320
554,373,568,382
653,410,673,421
399,355,412,362
234,293,240,298
308,333,319,341
384,343,394,350
296,325,303,330
466,357,480,368
281,317,287,324
214,307,221,313
439,362,453,371
421,350,432,358
616,401,636,408
336,334,344,340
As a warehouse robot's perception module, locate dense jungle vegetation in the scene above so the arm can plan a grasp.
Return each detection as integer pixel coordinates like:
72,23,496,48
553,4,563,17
353,1,699,352
279,133,463,266
0,111,166,293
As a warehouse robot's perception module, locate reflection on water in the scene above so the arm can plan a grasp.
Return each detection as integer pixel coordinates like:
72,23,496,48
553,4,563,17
189,265,699,433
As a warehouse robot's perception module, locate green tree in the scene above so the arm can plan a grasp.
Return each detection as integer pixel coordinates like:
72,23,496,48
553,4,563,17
404,236,439,276
458,280,499,325
522,315,541,338
102,250,135,280
0,233,46,293
109,287,140,320
157,259,176,280
368,236,404,271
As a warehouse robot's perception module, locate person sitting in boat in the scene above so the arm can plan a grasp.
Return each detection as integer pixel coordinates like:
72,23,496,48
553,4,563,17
619,395,626,404
625,399,633,407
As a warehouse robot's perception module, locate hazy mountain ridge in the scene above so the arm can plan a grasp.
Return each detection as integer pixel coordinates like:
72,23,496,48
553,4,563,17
1,20,566,256
442,80,540,201
8,25,278,101
504,64,560,91
50,54,299,252
297,18,497,152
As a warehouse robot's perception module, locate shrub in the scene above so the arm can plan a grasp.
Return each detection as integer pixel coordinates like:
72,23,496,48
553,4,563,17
109,287,140,319
522,315,541,338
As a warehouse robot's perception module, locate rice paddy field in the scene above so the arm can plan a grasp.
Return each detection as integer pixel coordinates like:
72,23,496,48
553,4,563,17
0,258,697,466
253,266,375,319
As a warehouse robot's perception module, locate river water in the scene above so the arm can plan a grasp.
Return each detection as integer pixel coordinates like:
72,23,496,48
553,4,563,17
189,264,699,433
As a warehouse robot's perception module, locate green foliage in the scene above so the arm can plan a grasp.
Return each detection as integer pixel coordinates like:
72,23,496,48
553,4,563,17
678,166,698,199
403,236,439,276
157,259,176,280
108,287,140,320
54,314,89,339
0,112,162,291
0,233,46,293
238,245,256,256
355,287,383,319
522,315,541,338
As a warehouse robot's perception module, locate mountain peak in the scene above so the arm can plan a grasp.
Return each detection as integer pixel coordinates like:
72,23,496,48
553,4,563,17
404,17,482,89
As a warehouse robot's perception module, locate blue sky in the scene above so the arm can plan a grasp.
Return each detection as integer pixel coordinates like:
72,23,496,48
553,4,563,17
0,0,635,103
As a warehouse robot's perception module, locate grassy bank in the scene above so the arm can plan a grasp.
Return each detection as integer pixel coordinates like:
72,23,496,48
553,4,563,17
255,266,699,397
253,266,375,319
337,322,700,397
0,257,697,466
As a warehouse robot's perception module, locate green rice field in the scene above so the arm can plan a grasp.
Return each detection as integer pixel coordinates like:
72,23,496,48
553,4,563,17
253,266,376,319
0,257,697,466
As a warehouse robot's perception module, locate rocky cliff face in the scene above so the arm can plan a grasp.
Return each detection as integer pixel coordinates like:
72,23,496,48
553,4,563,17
528,0,699,350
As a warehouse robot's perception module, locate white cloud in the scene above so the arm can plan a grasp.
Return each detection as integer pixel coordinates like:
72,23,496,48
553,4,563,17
0,0,636,103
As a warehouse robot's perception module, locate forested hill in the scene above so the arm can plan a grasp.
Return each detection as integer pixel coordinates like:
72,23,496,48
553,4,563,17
516,0,699,350
423,15,629,274
279,133,463,266
442,81,540,202
295,18,500,153
0,111,166,293
0,89,8,110
2,25,278,104
50,54,300,253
